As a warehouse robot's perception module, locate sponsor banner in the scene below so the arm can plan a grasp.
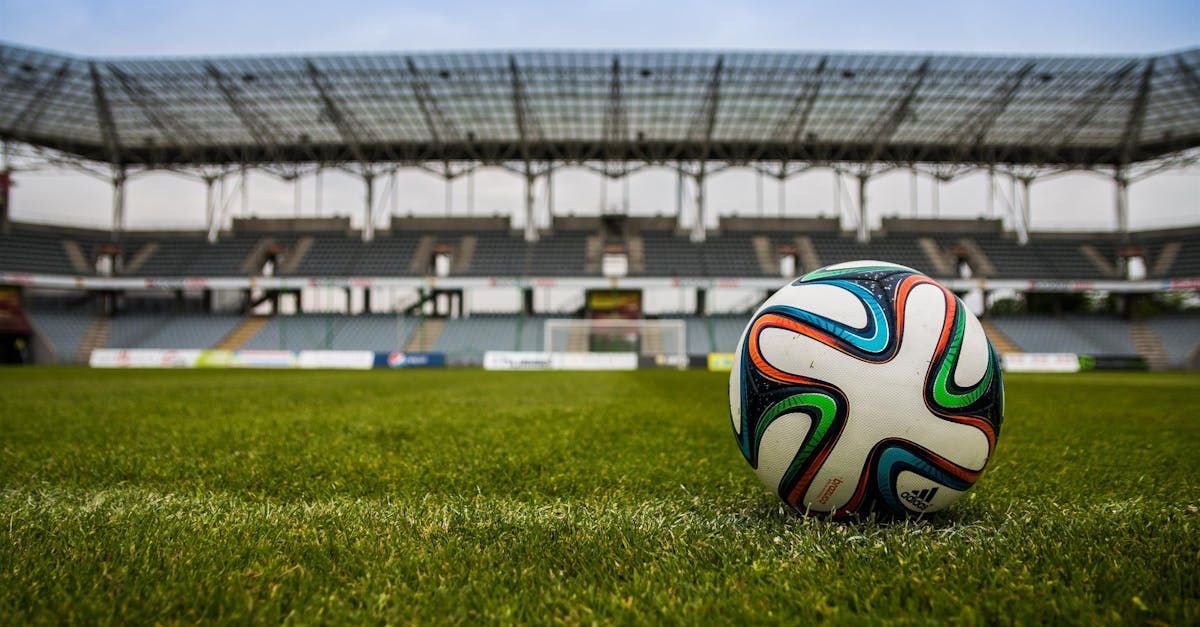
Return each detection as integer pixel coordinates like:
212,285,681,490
374,351,446,368
1001,353,1080,373
637,354,690,370
484,351,553,370
232,350,298,368
195,350,236,368
483,351,637,371
707,352,735,372
297,350,374,370
552,352,638,371
89,348,202,368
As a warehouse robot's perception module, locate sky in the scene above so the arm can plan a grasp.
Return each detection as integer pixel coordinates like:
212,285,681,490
1,0,1198,233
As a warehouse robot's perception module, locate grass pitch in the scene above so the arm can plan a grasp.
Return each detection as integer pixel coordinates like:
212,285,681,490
0,368,1197,624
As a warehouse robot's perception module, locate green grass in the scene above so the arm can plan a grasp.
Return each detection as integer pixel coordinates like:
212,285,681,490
0,368,1197,624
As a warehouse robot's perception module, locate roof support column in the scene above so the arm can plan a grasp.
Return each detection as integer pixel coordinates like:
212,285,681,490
240,165,249,217
777,173,786,218
856,173,870,244
675,168,684,222
1005,175,1030,246
546,167,555,222
910,169,919,217
467,169,475,217
523,168,538,243
1,142,10,233
315,167,324,217
986,166,996,219
111,167,127,243
1021,177,1032,243
691,169,707,243
1114,170,1130,242
204,175,220,243
292,175,302,218
363,173,376,242
932,176,942,218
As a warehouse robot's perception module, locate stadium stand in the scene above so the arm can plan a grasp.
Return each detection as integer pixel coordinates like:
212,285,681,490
105,313,242,349
240,314,419,351
987,315,1139,356
26,309,94,363
1146,316,1200,368
2,220,1196,281
432,315,529,362
0,227,87,275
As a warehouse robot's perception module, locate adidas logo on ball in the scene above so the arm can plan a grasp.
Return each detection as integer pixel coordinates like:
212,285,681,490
900,487,940,511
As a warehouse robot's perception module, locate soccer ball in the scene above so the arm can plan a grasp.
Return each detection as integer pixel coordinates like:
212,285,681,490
729,260,1004,517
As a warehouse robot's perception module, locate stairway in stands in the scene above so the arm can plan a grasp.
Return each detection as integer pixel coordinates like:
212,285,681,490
406,318,445,351
214,317,267,350
74,316,111,363
1129,320,1170,371
979,319,1021,355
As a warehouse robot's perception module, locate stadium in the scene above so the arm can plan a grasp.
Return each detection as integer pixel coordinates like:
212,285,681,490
1,7,1199,624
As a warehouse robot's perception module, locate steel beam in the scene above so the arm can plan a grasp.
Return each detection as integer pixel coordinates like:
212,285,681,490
306,60,370,166
204,63,283,160
1032,61,1138,153
689,56,725,149
108,66,210,161
1118,59,1156,166
603,57,628,162
405,57,459,146
88,62,122,168
942,62,1035,161
773,56,827,150
4,60,71,139
861,58,931,165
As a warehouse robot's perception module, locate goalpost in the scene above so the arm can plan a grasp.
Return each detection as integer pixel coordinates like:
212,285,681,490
543,318,688,369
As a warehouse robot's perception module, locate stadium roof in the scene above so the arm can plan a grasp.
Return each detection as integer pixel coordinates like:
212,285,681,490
1,43,1199,169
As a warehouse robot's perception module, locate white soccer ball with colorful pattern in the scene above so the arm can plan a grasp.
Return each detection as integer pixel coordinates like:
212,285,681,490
729,260,1004,517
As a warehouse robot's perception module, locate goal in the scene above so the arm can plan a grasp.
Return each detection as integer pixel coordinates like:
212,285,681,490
543,318,687,368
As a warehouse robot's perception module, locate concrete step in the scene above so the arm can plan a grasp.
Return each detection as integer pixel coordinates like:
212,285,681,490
1151,241,1181,277
214,316,268,350
1129,320,1171,371
453,235,477,274
62,239,92,274
123,241,159,274
979,319,1021,355
752,236,777,276
794,236,822,274
277,236,313,275
406,318,445,352
75,316,111,363
917,237,955,276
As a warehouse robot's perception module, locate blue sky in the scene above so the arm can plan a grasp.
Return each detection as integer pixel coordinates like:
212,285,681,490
3,0,1198,56
0,0,1197,231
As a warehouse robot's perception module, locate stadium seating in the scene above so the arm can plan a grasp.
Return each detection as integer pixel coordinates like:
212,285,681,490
241,314,419,351
808,232,942,278
0,228,86,275
1,222,1194,281
106,313,242,349
1146,316,1200,368
26,309,94,362
432,314,527,361
988,315,1138,355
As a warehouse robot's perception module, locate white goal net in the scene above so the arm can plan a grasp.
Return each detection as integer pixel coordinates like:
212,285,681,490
543,318,687,368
